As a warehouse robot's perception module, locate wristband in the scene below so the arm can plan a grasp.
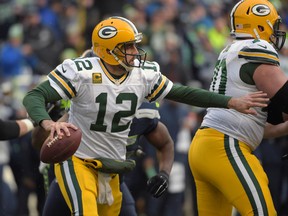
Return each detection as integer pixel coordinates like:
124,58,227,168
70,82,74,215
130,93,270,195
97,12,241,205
22,119,35,132
146,167,157,178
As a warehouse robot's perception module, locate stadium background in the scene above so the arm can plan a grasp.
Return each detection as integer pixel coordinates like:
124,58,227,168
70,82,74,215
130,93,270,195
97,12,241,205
0,0,288,215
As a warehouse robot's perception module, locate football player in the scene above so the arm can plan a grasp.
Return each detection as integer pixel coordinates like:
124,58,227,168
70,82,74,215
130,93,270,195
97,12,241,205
189,0,288,215
34,51,172,216
23,16,267,215
36,102,172,216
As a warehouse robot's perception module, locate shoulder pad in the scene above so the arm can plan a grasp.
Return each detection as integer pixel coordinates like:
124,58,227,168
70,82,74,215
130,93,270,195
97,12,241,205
57,59,79,80
238,40,279,66
48,59,79,99
81,49,95,58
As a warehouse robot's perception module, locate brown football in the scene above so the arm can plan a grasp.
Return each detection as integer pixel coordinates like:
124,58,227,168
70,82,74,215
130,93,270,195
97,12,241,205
40,127,82,163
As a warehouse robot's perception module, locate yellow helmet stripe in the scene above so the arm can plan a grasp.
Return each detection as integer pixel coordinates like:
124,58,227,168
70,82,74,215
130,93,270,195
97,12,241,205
230,0,244,32
110,16,139,35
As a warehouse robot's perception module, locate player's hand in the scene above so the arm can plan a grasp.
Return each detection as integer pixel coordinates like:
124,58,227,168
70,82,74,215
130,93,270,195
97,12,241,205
228,91,269,115
40,120,78,140
147,171,169,198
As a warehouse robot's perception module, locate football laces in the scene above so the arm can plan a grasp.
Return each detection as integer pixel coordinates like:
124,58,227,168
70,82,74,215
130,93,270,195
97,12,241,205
47,136,59,148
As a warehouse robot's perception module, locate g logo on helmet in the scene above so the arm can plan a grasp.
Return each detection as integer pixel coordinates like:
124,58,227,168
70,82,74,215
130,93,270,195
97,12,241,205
98,26,117,39
252,4,270,16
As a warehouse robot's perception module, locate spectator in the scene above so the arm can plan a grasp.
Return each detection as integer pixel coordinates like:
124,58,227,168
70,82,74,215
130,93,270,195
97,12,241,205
22,5,62,75
0,23,36,105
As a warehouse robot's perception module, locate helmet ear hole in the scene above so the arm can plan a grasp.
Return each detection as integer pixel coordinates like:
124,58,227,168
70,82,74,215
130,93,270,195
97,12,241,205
258,26,264,32
246,7,250,15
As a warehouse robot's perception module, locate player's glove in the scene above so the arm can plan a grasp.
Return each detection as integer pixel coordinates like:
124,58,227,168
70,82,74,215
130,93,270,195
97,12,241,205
147,171,169,198
282,154,288,160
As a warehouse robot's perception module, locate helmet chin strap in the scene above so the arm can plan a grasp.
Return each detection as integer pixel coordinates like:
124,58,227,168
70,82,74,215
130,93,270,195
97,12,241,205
253,28,260,39
110,51,133,72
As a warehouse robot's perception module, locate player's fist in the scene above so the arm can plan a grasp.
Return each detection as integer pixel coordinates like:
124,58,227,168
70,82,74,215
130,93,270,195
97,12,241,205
147,171,169,198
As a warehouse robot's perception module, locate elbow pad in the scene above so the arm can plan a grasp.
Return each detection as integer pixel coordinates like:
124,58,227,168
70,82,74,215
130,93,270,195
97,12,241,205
265,81,288,124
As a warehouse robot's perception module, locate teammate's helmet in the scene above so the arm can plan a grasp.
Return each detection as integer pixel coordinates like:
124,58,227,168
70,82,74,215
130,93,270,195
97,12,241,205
230,0,286,50
92,16,146,69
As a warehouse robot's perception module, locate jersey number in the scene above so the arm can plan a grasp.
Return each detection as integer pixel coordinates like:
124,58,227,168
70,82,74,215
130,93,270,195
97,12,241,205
211,59,227,94
90,93,137,133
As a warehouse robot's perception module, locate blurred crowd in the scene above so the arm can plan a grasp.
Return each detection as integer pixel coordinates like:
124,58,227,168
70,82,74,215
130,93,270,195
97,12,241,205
0,0,288,215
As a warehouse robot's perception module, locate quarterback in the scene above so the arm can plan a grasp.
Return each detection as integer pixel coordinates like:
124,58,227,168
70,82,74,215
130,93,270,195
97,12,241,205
23,16,267,215
37,102,172,216
189,0,287,215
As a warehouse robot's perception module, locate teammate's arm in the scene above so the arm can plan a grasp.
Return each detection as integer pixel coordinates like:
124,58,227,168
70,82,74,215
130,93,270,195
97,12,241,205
253,64,287,99
253,64,288,124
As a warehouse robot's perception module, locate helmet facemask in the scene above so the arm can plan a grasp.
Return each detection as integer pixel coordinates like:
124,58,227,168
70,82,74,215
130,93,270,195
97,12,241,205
110,41,147,71
92,16,148,70
269,18,286,50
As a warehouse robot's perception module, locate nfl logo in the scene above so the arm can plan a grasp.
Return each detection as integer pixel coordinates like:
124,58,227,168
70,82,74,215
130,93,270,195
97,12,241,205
93,73,102,83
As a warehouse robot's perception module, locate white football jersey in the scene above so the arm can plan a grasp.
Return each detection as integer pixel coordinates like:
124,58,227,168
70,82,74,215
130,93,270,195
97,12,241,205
47,57,173,160
202,39,279,149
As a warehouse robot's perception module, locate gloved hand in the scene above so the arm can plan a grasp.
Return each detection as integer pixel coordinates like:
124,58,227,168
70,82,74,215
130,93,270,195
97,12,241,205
282,154,288,160
147,171,169,198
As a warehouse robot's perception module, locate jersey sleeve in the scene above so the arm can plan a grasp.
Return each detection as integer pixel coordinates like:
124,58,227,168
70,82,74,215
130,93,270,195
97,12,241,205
142,61,173,102
238,40,279,66
47,59,81,99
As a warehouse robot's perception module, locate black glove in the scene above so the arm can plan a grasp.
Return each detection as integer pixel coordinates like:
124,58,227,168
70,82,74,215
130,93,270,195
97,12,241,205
282,154,288,160
147,171,169,198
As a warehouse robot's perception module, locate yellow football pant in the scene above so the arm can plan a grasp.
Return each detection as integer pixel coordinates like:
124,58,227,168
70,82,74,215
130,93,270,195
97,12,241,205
189,127,276,216
54,156,122,216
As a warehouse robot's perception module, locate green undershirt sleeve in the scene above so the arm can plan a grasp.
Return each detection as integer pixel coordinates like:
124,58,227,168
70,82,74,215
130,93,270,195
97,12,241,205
165,84,231,108
23,80,63,125
239,63,261,85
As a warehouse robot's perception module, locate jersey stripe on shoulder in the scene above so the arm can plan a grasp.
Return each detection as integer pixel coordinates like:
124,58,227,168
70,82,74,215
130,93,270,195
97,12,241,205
146,75,169,102
238,47,279,65
48,69,77,99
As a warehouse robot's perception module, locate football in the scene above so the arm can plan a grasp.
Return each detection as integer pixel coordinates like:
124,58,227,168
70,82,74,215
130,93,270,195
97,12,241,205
40,127,82,163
